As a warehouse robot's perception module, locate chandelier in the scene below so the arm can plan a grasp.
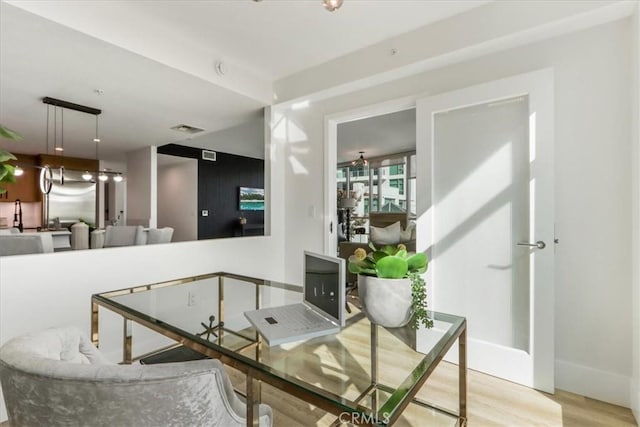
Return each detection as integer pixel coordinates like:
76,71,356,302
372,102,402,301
351,151,368,169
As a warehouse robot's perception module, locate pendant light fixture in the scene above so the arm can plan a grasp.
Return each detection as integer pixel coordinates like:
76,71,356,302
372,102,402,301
93,115,100,143
13,166,24,177
351,151,368,169
95,137,107,181
53,106,62,152
41,97,126,184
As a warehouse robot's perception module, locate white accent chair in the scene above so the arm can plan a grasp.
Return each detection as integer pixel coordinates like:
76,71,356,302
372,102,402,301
0,327,272,427
0,233,54,256
146,227,174,245
91,225,145,249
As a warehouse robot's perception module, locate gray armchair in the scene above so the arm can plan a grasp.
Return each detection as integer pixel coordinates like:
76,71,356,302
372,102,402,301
0,327,272,427
0,233,54,256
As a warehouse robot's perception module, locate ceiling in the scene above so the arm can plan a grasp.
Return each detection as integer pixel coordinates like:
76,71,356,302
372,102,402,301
337,109,416,164
0,0,488,163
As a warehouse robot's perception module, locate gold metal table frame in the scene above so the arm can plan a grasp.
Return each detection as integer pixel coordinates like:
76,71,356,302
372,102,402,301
91,272,467,426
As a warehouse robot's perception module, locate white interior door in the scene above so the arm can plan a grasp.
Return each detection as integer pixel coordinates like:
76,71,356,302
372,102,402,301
416,69,555,392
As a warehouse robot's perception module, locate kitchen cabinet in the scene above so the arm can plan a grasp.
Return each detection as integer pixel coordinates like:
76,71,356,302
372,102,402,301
0,154,39,202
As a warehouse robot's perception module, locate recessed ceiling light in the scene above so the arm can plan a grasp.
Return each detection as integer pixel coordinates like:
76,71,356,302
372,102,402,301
323,0,343,12
170,124,205,134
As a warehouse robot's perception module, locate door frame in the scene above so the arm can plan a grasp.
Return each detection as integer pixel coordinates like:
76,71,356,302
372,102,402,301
416,68,555,392
323,96,417,255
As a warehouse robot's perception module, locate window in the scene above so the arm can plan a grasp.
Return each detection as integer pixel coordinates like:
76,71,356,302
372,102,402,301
337,153,416,223
389,164,404,176
389,178,404,195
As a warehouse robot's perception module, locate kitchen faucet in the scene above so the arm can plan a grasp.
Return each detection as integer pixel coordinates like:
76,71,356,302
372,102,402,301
13,199,23,232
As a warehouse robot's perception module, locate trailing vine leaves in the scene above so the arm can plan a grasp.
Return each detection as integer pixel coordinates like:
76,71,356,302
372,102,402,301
410,272,433,330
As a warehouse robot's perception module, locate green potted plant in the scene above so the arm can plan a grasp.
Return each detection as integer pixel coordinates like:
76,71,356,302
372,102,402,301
349,243,433,329
0,125,23,195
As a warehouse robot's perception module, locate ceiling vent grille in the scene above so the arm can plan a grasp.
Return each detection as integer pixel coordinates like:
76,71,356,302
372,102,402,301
202,150,216,161
170,124,204,134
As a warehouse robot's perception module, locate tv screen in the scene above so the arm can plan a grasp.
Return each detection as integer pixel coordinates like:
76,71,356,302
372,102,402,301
239,187,265,211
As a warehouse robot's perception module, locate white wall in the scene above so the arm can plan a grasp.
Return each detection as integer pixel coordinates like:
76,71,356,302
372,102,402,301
184,117,265,160
631,5,640,422
273,19,634,407
126,146,157,227
157,156,198,242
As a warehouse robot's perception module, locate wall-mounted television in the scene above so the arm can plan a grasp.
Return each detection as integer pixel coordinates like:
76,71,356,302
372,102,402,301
239,187,265,211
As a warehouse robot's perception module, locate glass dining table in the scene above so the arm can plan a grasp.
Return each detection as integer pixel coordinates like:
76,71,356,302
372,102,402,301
91,272,467,426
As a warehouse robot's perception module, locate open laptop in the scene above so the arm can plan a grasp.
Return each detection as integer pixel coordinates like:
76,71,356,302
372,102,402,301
244,251,345,346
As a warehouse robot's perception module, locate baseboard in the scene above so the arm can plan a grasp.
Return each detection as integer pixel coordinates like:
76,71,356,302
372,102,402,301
631,381,639,423
555,359,631,407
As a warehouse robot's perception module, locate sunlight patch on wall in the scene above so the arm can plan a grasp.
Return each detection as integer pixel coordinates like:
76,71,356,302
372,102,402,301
288,155,309,175
272,112,308,144
435,142,513,242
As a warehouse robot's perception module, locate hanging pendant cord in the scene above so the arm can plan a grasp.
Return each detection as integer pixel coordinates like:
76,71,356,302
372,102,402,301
61,108,64,154
45,105,50,155
54,106,57,153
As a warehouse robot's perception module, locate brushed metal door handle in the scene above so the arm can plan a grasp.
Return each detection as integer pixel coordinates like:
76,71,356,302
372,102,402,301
517,241,546,249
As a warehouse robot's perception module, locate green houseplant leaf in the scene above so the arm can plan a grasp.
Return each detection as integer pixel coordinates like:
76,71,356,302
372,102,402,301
0,125,23,194
0,126,23,141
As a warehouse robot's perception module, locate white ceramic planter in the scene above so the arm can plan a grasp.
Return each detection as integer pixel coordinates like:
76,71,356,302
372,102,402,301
357,275,412,328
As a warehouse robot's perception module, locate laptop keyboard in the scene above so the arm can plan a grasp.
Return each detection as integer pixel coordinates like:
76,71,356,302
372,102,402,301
274,305,324,332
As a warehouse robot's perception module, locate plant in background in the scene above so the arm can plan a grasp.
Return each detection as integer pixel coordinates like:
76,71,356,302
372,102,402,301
349,243,433,329
0,125,23,195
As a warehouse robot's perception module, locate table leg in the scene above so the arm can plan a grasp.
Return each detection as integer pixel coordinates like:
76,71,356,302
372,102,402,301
123,318,133,364
459,324,467,422
218,275,225,344
371,322,378,410
91,300,99,348
246,370,262,427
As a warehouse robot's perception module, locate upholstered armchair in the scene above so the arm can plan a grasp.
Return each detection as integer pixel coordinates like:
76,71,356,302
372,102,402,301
146,227,174,245
91,225,144,249
0,232,54,256
0,327,272,427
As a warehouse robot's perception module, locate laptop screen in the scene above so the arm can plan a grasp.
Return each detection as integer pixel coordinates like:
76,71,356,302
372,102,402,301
303,251,345,326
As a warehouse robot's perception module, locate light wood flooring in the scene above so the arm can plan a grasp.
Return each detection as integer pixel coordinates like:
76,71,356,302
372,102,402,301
227,361,636,426
223,309,637,426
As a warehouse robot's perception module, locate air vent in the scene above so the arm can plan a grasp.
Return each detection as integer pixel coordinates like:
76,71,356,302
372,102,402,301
170,124,205,134
202,150,216,161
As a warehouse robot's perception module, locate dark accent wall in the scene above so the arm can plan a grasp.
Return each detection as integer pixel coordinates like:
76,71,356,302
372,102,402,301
158,144,264,239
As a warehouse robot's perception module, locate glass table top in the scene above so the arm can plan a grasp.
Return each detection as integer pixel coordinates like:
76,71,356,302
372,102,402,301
93,272,466,425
